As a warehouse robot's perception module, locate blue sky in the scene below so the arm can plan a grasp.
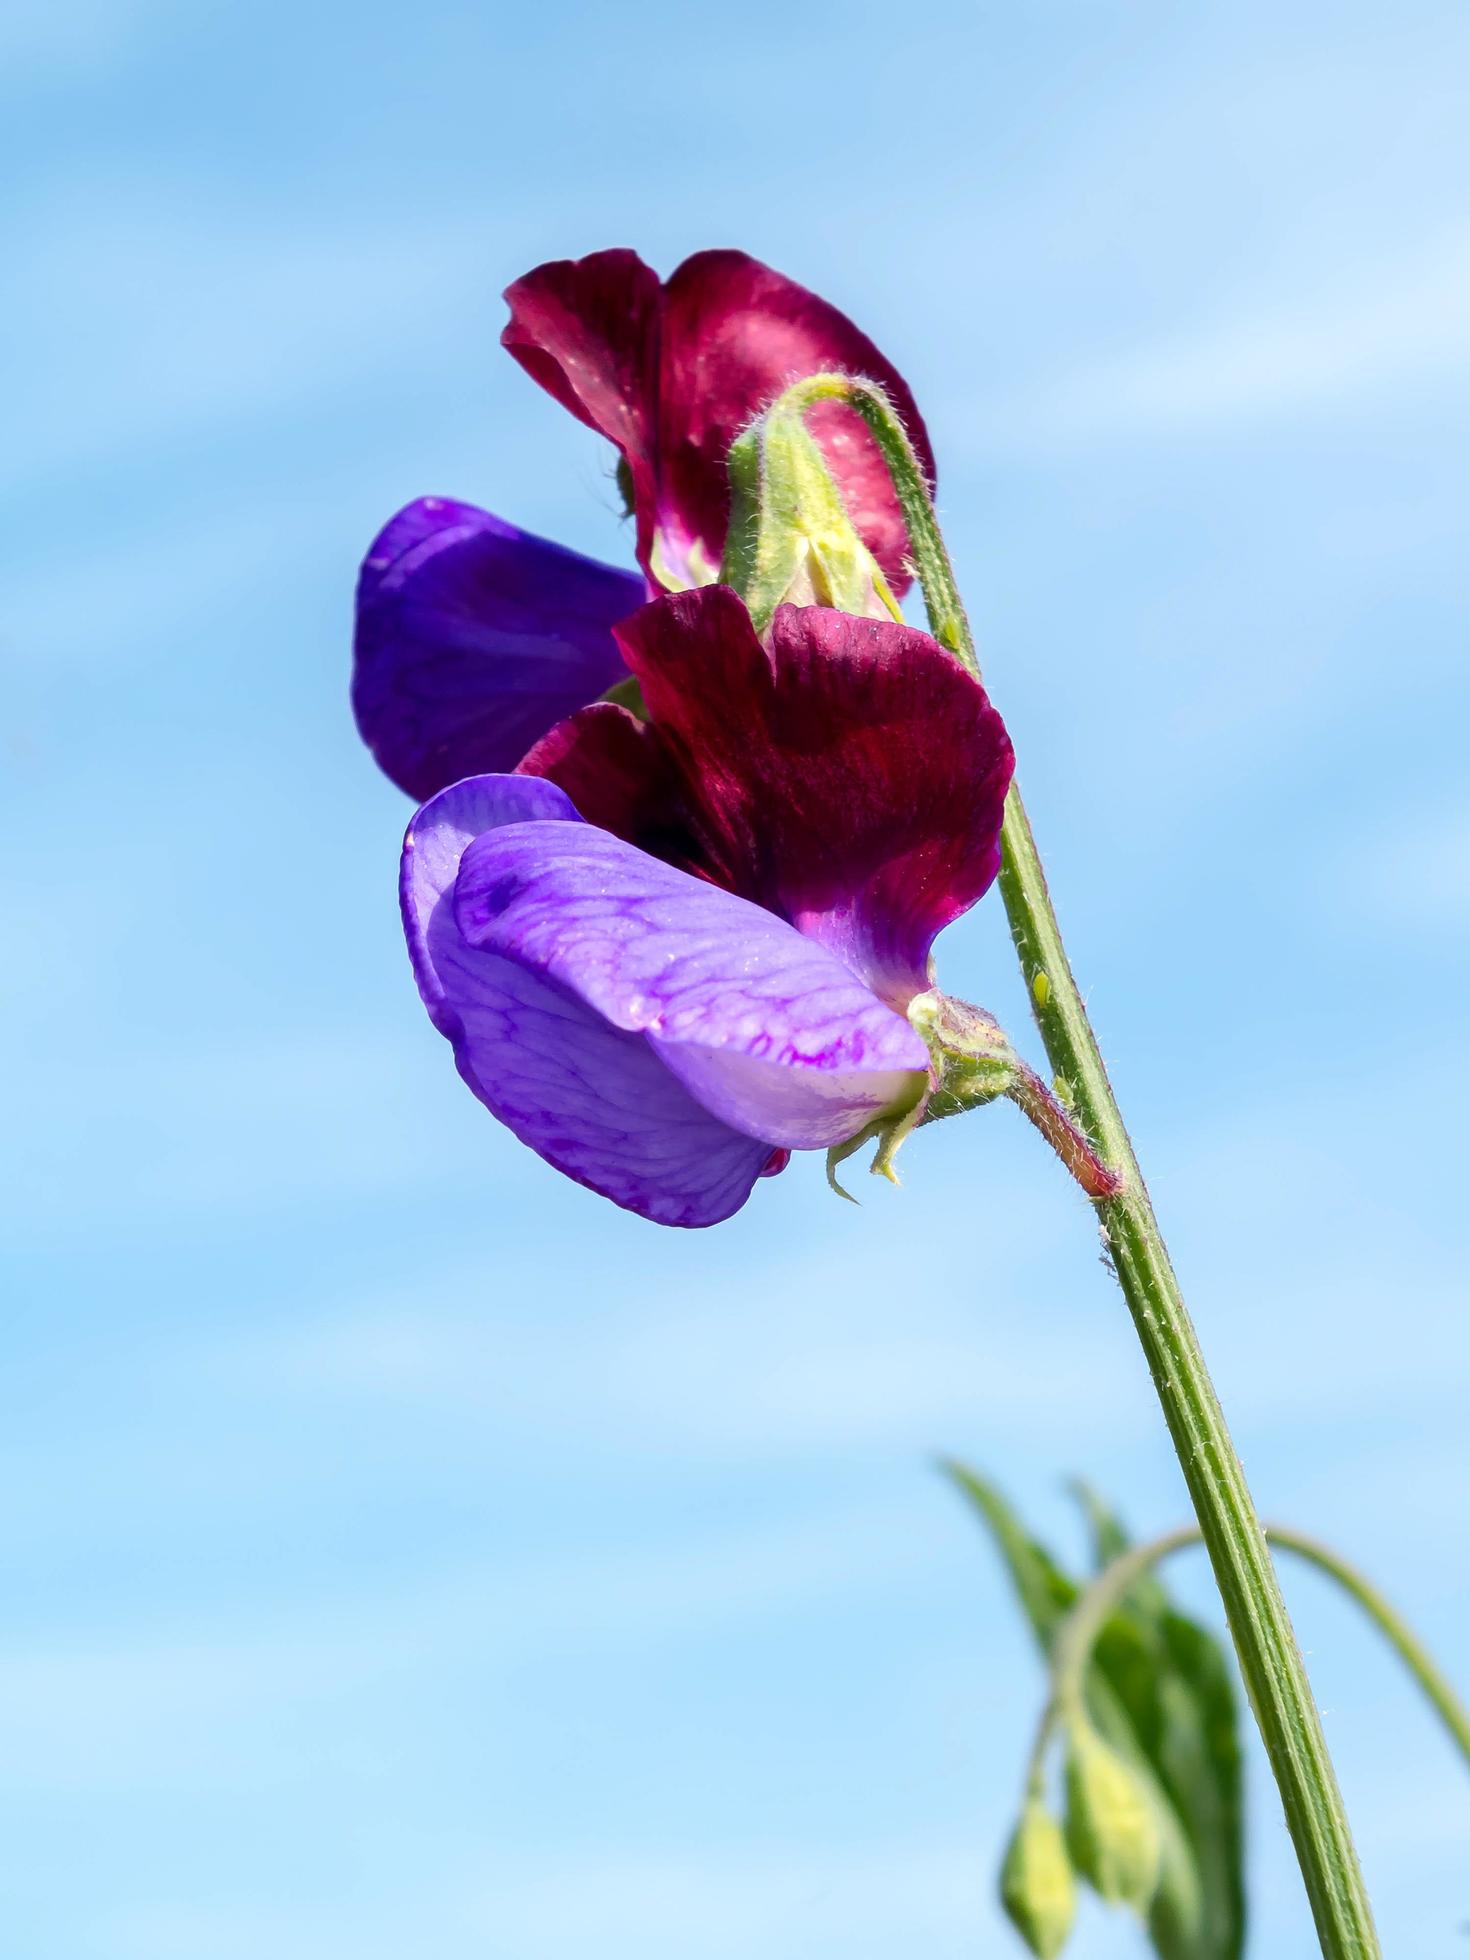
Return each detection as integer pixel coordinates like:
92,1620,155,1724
4,3,1469,1955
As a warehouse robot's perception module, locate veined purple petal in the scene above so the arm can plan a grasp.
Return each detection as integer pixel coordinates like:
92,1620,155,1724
453,823,930,1150
401,775,775,1227
355,498,644,801
401,772,585,1029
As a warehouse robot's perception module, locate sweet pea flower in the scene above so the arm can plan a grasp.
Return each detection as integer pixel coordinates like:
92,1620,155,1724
354,249,933,801
500,248,933,594
403,587,1013,1227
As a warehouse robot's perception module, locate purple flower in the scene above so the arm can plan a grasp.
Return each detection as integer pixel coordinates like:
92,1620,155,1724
404,774,929,1227
352,498,644,804
354,248,932,801
403,590,1014,1227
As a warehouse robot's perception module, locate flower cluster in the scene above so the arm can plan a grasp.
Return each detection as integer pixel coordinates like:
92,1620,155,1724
355,248,1013,1225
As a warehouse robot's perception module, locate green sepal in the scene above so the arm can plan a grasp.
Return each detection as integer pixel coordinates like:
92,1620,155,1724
721,412,899,631
907,990,1016,1121
823,1086,927,1201
599,673,647,717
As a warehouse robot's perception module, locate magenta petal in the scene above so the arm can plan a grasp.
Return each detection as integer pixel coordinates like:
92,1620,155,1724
453,822,929,1150
614,587,1015,1001
502,248,934,592
402,775,774,1227
354,497,643,800
501,251,663,573
659,251,937,594
516,702,701,872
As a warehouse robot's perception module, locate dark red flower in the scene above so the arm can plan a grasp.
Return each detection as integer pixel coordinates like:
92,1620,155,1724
355,250,932,805
502,248,935,595
519,586,1013,1008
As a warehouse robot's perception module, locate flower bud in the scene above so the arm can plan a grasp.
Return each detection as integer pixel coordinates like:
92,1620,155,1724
722,410,898,630
999,1798,1076,1959
1063,1723,1162,1912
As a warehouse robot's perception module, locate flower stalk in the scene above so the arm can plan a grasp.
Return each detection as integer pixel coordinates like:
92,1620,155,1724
908,990,1122,1200
1005,1062,1124,1202
766,373,1382,1956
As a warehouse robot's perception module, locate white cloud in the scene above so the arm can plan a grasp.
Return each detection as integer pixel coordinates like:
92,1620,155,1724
208,1178,1150,1464
92,1842,1021,1960
198,1042,1470,1464
0,1021,463,1228
0,1494,956,1796
0,0,168,77
981,222,1470,448
1,480,347,675
4,193,496,491
455,1844,991,1957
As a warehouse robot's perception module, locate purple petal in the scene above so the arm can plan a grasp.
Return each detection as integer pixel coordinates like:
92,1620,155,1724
400,772,586,1030
453,823,930,1150
401,776,775,1227
355,498,645,801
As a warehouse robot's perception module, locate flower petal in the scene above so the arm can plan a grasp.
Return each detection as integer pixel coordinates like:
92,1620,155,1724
659,250,937,593
501,251,663,570
501,248,935,593
453,821,930,1150
614,586,1015,1001
516,702,701,872
402,775,774,1228
354,497,642,800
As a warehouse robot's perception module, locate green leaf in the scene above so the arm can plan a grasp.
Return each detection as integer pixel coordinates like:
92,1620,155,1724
1072,1642,1209,1957
1077,1504,1244,1960
938,1460,1078,1653
1152,1613,1245,1955
1070,1478,1170,1621
947,1465,1245,1960
1070,1477,1131,1569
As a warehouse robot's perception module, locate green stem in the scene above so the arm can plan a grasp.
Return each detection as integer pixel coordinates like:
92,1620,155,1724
1269,1529,1470,1767
770,374,1381,1956
1030,1523,1470,1783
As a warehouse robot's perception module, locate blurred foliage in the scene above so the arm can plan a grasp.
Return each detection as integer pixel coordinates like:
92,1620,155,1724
944,1464,1244,1960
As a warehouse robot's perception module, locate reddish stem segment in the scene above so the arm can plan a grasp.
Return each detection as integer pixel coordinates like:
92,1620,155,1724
1007,1065,1125,1200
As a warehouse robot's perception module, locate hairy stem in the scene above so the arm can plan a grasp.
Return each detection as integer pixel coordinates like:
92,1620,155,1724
769,374,1381,1956
1006,1062,1124,1201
